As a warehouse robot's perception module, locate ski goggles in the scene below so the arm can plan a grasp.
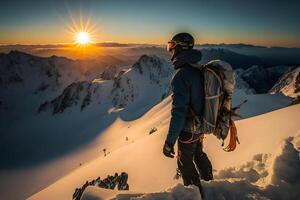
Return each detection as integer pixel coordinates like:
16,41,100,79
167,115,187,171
167,40,193,52
167,41,177,52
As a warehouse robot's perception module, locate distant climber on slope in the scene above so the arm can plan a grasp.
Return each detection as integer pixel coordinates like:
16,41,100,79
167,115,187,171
163,33,213,198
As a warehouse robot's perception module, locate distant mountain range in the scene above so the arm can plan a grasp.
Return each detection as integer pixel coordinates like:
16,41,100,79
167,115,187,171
1,42,300,66
0,50,297,124
197,44,300,67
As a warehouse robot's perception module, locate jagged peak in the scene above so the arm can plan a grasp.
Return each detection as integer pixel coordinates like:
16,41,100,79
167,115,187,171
130,54,168,72
132,54,162,66
48,54,74,63
139,54,157,61
270,66,300,98
4,50,73,63
7,50,38,59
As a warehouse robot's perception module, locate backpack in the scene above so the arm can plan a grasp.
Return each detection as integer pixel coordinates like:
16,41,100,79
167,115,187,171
190,60,244,152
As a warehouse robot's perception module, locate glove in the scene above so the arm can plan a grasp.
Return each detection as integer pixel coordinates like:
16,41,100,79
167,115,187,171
163,142,175,158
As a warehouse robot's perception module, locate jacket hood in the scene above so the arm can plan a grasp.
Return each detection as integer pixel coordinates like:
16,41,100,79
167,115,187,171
172,49,202,69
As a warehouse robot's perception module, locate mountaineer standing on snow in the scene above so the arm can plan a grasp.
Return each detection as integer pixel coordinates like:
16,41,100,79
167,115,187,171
163,33,213,198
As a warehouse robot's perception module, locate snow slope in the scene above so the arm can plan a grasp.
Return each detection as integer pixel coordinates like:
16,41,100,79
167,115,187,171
83,130,300,200
28,96,300,200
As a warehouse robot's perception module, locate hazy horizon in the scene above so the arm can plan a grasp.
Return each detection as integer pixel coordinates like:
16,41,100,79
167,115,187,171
1,41,300,49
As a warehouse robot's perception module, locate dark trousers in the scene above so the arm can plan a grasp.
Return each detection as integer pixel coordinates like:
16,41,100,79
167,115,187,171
177,131,213,186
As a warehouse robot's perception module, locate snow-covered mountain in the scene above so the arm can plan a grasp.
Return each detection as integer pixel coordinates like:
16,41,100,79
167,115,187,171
0,50,296,200
270,66,300,98
0,51,88,124
235,65,294,93
37,54,173,114
0,51,172,121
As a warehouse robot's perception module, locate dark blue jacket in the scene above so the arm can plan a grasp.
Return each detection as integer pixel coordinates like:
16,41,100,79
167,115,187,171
166,49,204,145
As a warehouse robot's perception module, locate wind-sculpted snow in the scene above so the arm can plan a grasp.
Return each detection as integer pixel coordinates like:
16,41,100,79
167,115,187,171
204,133,300,200
82,133,300,200
214,153,270,183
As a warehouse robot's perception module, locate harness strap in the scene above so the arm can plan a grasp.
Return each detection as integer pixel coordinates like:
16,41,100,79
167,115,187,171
203,118,216,128
178,132,204,144
205,67,222,86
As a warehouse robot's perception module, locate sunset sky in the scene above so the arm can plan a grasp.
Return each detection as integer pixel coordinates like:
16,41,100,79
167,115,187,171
1,0,299,47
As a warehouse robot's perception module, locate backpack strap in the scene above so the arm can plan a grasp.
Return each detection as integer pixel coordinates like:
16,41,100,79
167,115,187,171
204,66,224,100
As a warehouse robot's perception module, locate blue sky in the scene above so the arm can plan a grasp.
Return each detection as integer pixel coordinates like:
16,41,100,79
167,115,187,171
0,0,299,47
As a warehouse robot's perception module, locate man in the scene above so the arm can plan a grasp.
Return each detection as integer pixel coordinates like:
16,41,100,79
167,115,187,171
163,33,213,197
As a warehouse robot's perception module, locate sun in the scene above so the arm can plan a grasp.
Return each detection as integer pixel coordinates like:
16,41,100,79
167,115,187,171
75,31,90,45
66,14,98,47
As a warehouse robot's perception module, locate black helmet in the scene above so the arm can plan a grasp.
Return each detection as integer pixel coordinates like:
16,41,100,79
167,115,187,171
167,32,194,52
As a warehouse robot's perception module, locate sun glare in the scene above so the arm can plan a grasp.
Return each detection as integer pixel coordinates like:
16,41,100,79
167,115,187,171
76,32,90,45
66,14,98,49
